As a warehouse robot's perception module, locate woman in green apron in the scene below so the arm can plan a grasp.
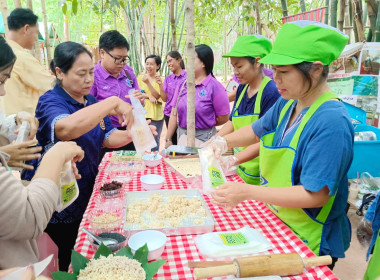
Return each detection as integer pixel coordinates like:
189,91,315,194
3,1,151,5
209,21,354,269
216,35,279,185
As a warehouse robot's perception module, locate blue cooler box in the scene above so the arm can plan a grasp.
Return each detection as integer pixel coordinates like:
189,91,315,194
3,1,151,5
348,124,380,178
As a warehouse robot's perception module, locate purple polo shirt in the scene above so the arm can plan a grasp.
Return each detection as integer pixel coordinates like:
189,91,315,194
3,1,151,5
90,61,140,127
163,70,187,117
171,74,230,130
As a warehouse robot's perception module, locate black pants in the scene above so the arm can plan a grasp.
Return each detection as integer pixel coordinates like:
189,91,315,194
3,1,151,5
328,257,338,270
45,220,82,271
164,115,177,145
99,126,135,163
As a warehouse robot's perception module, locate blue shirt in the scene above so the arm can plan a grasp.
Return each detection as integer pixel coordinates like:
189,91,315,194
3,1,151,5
365,192,380,260
24,85,116,223
229,80,279,121
252,97,354,258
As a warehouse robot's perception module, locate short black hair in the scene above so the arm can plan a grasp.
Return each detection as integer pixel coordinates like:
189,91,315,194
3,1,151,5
50,41,92,85
195,44,214,77
145,55,162,71
8,8,38,31
99,30,129,52
0,37,16,71
294,61,329,92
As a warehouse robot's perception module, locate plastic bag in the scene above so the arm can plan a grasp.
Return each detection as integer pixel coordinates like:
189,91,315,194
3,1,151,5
15,121,30,144
194,226,272,258
56,161,79,212
128,89,156,153
356,218,373,247
199,146,227,195
358,172,380,199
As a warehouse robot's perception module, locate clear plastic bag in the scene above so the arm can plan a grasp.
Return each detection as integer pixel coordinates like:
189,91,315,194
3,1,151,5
199,146,227,195
15,121,30,144
128,89,157,153
194,226,272,258
56,161,79,212
358,172,380,199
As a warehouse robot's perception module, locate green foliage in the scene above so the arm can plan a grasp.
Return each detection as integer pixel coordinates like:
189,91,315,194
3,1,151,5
52,243,166,280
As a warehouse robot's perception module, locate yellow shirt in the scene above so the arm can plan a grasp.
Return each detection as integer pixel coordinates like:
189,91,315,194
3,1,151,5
0,40,54,116
137,74,164,121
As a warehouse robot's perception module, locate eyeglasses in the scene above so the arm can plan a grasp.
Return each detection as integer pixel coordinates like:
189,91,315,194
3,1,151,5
104,49,130,65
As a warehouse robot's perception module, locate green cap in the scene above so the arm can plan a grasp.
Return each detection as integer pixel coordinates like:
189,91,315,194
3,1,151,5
223,35,272,59
259,20,349,66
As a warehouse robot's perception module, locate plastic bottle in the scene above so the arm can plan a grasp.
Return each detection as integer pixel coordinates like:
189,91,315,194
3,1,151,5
128,89,157,153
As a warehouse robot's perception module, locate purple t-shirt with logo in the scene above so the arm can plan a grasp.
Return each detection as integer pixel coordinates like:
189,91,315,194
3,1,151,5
163,70,187,117
90,61,140,127
171,74,230,129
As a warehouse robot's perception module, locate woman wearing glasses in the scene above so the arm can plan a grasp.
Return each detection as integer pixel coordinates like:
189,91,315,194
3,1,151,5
90,30,143,156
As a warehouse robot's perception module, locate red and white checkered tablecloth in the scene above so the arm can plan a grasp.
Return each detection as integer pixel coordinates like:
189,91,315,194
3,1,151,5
73,153,338,280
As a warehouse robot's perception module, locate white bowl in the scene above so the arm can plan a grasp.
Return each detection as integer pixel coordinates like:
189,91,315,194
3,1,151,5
142,154,162,168
140,174,165,190
128,230,167,261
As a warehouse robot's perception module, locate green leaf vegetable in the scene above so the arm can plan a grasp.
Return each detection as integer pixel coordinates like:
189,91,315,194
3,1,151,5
52,243,166,280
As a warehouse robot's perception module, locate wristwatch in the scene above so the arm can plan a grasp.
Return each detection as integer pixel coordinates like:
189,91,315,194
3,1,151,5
165,139,172,142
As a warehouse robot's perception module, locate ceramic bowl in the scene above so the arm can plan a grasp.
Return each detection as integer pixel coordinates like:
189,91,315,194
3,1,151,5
140,174,165,190
128,230,167,261
89,232,127,252
142,153,162,168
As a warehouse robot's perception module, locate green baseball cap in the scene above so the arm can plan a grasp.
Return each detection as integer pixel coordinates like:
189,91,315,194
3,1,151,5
223,35,272,59
259,20,349,66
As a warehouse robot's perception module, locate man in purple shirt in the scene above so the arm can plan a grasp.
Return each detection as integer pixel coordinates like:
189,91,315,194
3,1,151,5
90,30,142,157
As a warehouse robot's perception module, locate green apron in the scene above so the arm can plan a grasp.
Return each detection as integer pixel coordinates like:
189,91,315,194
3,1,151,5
364,231,380,280
259,91,338,255
232,76,271,185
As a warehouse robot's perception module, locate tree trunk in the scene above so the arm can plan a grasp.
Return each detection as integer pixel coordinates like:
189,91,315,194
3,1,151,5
25,0,41,62
367,0,378,41
281,0,288,17
26,0,33,9
375,0,380,41
41,0,52,66
330,0,338,27
352,0,366,41
325,0,330,24
170,0,177,51
300,0,306,12
152,0,156,54
0,0,9,35
338,0,346,30
64,14,70,41
100,0,104,33
255,0,262,34
185,0,195,147
122,9,130,38
13,0,22,8
113,12,117,30
344,0,351,37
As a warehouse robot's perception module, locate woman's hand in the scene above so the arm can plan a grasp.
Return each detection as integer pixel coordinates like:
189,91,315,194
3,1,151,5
15,111,39,140
115,100,134,128
0,265,38,280
71,160,81,180
148,95,158,104
142,73,149,84
146,119,158,136
211,182,252,211
126,90,146,106
47,141,85,164
165,140,172,149
155,75,162,86
0,139,42,170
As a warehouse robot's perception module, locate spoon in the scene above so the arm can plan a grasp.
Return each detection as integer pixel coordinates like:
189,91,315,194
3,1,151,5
153,151,159,160
81,227,119,246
